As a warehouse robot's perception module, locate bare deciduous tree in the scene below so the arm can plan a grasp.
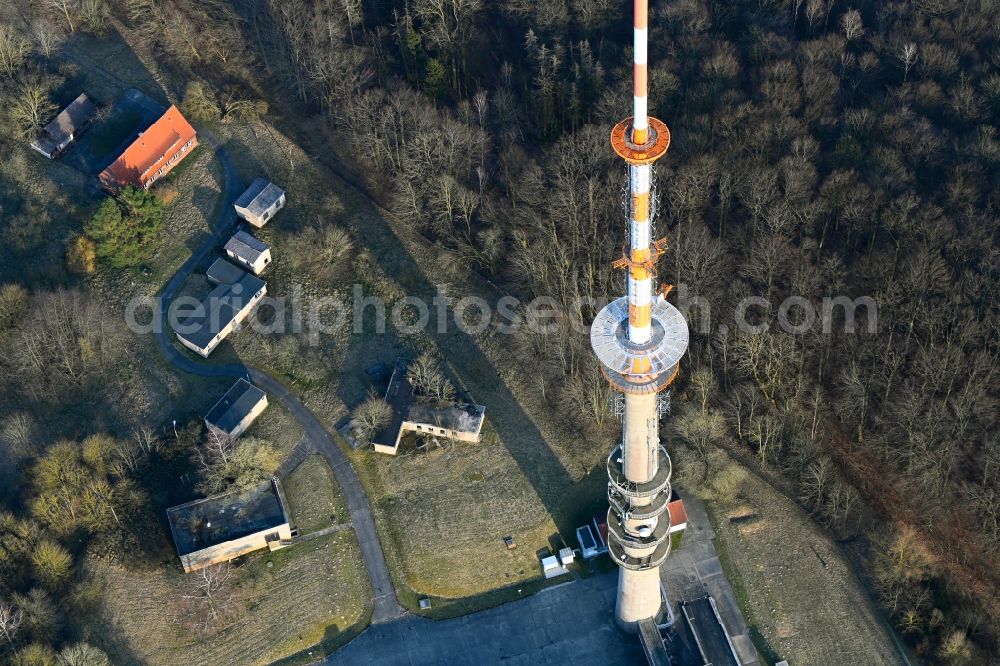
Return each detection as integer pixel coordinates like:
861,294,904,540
407,353,456,405
674,409,726,461
0,284,29,333
195,426,236,469
47,0,76,33
805,0,826,31
31,22,62,58
221,97,268,124
12,289,127,400
0,24,30,78
353,392,393,442
840,8,864,42
59,642,111,666
799,456,833,511
899,43,917,82
0,413,36,457
183,563,235,632
0,601,22,655
78,0,109,34
10,84,57,140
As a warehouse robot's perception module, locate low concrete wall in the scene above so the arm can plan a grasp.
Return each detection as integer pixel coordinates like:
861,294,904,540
401,421,481,443
375,418,483,455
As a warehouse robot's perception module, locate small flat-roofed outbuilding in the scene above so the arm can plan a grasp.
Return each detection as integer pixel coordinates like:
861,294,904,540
668,497,688,534
174,265,266,357
577,520,609,559
206,257,248,286
166,477,293,573
225,230,271,274
205,378,268,438
401,401,485,440
234,178,285,227
30,93,98,159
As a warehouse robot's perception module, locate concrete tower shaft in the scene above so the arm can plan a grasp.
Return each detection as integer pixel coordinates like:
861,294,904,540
590,0,689,633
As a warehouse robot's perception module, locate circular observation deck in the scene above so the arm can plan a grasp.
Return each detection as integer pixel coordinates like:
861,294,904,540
611,116,671,165
591,296,689,394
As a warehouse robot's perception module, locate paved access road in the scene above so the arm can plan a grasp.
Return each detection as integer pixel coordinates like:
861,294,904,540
660,496,760,666
324,574,645,666
153,132,403,623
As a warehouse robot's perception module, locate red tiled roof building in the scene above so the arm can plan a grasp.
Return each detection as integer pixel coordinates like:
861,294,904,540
99,105,197,191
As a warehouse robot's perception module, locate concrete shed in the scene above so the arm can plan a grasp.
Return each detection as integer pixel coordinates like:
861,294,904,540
373,363,486,455
175,261,266,357
205,257,247,285
225,230,271,274
30,93,98,159
205,378,268,439
234,178,285,227
167,477,293,573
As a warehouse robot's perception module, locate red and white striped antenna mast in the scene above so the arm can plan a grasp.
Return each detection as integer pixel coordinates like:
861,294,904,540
590,0,689,631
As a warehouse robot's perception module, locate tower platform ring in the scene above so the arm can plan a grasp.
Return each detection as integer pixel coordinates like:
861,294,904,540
607,444,672,499
591,296,689,379
611,116,671,165
606,508,672,550
600,365,677,395
609,487,671,521
608,534,671,571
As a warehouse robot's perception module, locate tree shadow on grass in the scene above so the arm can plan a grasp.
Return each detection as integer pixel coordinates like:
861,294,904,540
340,194,577,520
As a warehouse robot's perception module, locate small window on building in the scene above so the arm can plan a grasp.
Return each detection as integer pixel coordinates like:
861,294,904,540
262,211,270,221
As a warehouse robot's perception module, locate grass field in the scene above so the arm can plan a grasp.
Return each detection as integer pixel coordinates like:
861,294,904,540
87,454,368,666
703,463,903,665
0,141,95,285
247,398,305,460
63,29,174,106
89,526,370,666
283,454,349,534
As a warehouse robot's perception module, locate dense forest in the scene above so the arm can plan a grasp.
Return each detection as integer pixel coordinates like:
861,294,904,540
0,0,998,663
